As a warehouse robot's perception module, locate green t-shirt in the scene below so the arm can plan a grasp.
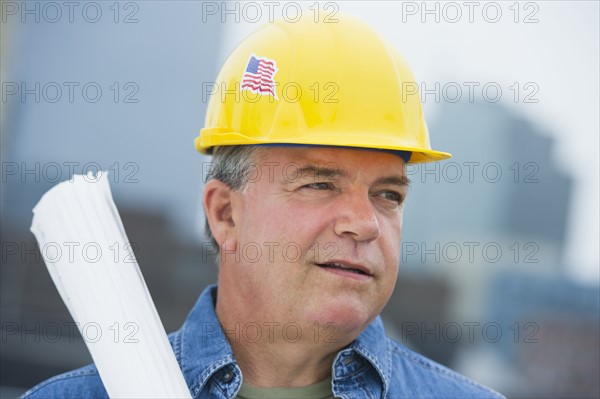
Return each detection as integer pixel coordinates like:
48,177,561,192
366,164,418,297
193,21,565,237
236,376,334,399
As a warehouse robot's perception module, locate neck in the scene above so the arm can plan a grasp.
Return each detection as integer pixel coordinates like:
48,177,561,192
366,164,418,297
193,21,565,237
225,329,337,387
215,288,350,387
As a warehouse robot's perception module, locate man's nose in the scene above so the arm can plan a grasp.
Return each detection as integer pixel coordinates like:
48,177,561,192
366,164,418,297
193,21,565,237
333,191,381,243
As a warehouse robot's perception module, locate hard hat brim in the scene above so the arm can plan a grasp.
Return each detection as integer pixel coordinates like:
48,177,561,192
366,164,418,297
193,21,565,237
195,128,452,163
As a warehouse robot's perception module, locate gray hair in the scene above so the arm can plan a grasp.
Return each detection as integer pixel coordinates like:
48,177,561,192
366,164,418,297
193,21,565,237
204,145,264,250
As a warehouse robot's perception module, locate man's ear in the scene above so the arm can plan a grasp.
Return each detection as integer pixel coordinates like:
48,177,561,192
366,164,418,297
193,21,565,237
203,179,236,245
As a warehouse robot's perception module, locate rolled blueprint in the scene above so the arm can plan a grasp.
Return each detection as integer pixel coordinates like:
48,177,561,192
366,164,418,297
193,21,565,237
30,172,191,399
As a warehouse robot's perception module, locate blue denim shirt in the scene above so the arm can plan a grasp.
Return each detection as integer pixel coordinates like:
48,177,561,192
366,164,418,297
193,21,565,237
22,284,504,398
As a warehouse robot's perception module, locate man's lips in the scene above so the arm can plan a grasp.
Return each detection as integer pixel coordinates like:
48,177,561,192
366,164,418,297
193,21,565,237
315,260,373,277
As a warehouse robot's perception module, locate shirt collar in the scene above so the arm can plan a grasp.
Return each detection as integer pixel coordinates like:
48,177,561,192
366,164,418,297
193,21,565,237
348,316,392,396
178,284,390,397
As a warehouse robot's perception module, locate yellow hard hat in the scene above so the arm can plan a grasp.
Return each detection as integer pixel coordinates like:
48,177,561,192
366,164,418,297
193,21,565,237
196,15,451,163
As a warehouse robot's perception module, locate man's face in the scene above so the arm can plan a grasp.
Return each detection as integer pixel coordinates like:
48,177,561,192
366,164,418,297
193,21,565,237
219,146,408,338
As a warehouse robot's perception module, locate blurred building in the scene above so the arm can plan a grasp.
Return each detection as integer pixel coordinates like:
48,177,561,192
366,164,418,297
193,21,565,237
487,274,600,398
380,100,599,398
1,3,226,396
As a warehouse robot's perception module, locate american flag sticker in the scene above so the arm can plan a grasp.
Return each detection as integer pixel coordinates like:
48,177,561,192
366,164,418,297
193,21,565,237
241,54,279,100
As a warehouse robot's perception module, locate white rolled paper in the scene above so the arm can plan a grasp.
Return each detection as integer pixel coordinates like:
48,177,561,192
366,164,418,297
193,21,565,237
30,172,191,399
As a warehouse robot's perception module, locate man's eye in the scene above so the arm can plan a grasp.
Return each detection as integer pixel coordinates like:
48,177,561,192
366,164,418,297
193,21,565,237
304,182,333,190
379,191,403,204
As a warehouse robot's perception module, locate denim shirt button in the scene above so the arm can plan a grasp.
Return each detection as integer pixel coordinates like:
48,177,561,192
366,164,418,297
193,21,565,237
222,371,233,383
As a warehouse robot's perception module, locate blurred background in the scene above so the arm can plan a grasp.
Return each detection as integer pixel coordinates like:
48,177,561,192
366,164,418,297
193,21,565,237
1,1,598,398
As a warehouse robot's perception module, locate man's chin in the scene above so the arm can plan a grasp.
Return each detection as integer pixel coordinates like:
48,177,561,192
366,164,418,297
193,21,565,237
307,301,374,340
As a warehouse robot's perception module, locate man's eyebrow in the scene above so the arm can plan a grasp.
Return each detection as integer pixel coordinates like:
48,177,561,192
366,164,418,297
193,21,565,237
281,165,410,186
375,175,411,187
281,165,348,183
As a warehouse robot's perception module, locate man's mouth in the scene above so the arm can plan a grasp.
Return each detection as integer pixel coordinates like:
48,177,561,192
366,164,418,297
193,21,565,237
316,261,372,276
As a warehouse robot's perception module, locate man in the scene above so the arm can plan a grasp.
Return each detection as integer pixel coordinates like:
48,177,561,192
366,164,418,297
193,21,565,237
23,15,504,399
